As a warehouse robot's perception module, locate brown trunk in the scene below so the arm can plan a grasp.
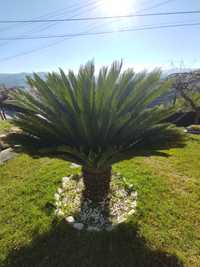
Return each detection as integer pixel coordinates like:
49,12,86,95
82,166,111,204
0,111,4,120
2,111,6,120
0,106,6,120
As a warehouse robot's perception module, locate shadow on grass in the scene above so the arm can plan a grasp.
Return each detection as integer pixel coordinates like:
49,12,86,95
3,129,186,164
2,220,183,267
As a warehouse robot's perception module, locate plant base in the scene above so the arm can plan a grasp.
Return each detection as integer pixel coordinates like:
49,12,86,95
54,173,137,231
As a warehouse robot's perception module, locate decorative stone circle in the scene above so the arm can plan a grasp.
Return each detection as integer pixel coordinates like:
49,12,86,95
54,172,137,231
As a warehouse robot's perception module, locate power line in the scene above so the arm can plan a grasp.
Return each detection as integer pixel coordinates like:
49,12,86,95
0,0,103,36
0,0,175,43
0,21,199,41
0,1,91,32
0,8,108,63
0,23,101,63
0,0,177,63
30,0,104,34
0,10,199,23
139,0,175,12
0,0,103,47
91,0,177,33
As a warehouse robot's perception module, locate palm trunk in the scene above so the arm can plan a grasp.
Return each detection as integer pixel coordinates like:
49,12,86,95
82,166,111,204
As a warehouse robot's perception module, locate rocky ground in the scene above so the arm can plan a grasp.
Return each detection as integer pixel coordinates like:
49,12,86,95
0,126,20,164
54,172,137,231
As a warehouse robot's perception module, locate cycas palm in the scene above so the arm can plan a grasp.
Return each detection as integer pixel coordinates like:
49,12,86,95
7,61,183,207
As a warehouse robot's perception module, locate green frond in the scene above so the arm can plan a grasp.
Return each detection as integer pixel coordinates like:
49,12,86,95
7,61,183,168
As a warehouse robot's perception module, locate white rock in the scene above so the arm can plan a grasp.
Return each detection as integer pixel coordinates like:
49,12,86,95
55,201,62,207
57,209,64,216
117,216,126,224
73,222,84,230
63,197,68,203
128,209,136,215
131,191,138,199
57,188,63,194
70,163,81,168
105,225,114,232
0,148,16,164
54,193,60,201
62,176,70,183
65,216,75,223
131,201,137,208
62,182,67,189
118,190,127,197
87,226,101,232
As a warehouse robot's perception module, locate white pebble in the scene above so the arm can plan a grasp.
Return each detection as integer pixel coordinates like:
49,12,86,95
54,193,60,201
117,216,126,224
65,216,75,223
57,209,64,216
62,176,70,183
131,191,138,199
70,163,81,168
128,209,136,215
105,225,114,232
55,201,62,207
87,226,101,232
57,188,63,194
131,201,137,208
73,222,84,230
63,197,68,203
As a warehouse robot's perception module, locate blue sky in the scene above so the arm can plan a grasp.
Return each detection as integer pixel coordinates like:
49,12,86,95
0,0,199,73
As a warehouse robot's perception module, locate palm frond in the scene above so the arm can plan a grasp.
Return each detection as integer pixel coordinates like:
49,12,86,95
6,61,184,168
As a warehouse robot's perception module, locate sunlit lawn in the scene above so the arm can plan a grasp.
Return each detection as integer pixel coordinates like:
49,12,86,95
0,121,12,134
0,121,199,267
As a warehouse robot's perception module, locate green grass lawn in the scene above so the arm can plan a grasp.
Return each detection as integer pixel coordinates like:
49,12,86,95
0,121,13,134
0,128,199,267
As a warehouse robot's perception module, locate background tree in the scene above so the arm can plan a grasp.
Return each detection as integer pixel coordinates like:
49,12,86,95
0,86,8,120
6,62,183,222
170,70,200,124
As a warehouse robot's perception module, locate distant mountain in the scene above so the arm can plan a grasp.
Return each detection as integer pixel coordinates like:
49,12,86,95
0,68,197,88
0,72,46,88
162,68,193,78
